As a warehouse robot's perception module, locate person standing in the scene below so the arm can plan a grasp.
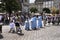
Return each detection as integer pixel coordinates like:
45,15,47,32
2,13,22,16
15,20,22,34
25,18,30,30
9,21,15,33
52,16,55,25
31,16,37,30
43,13,46,26
47,15,51,25
0,15,3,34
38,15,42,28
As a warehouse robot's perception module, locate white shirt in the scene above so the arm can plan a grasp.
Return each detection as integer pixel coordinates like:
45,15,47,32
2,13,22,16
9,22,15,28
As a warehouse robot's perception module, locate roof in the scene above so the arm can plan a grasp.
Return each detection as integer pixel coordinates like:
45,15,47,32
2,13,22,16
34,13,40,15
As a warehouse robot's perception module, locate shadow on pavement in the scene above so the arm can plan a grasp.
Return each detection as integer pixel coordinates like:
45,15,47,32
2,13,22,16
0,34,4,39
17,33,24,36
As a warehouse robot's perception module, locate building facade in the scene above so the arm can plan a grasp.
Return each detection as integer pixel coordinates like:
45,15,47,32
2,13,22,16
53,0,60,9
22,0,29,13
43,1,53,8
35,0,43,13
35,0,53,13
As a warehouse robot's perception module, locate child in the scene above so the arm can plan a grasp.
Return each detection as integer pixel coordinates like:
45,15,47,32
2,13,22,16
9,21,15,33
25,18,30,30
15,20,22,34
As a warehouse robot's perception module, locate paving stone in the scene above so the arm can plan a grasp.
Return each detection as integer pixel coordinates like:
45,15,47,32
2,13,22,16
0,25,60,40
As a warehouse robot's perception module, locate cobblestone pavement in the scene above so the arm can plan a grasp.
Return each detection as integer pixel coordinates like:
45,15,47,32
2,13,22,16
0,24,60,40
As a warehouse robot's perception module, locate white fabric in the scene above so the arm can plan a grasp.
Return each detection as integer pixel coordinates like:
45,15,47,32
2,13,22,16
42,21,44,27
30,18,33,21
0,23,3,25
24,18,33,29
24,20,27,28
13,20,15,23
9,22,15,28
8,17,9,20
36,19,38,28
29,19,32,29
30,18,34,29
0,15,2,20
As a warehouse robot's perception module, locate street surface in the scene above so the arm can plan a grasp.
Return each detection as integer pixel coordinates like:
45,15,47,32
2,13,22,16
0,24,60,40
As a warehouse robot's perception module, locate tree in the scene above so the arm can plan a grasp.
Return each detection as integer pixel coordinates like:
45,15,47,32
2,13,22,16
56,10,59,14
0,2,5,13
51,7,57,15
30,7,38,13
43,8,51,13
1,0,21,20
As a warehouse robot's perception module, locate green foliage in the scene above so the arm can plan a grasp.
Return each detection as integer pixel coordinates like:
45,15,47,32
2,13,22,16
43,8,51,13
0,2,5,12
30,7,38,13
0,0,21,20
1,0,21,13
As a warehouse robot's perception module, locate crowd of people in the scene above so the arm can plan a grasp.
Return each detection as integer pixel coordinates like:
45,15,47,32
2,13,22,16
0,13,60,34
0,14,25,34
25,15,42,30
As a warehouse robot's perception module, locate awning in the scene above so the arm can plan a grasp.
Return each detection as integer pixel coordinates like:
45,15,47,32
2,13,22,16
0,13,6,15
34,13,40,15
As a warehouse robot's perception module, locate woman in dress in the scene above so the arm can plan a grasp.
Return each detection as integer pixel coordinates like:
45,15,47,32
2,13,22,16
38,15,42,28
31,16,37,30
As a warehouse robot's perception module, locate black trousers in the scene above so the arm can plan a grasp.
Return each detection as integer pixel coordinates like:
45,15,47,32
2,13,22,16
0,25,2,33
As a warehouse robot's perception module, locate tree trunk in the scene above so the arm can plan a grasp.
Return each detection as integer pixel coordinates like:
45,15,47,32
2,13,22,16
9,13,11,21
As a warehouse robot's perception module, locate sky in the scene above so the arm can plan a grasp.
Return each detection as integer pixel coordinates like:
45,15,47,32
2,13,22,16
30,0,35,3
